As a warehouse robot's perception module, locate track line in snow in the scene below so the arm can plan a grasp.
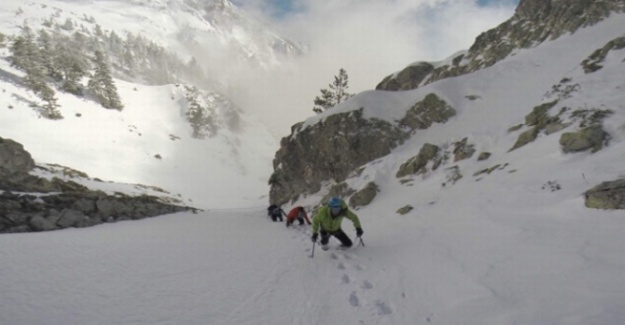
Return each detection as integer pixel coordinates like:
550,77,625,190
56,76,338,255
286,223,396,321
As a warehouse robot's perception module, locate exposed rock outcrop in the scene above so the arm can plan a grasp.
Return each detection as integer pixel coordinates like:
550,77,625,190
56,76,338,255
477,152,491,161
509,99,613,152
376,0,625,91
509,127,539,152
0,191,191,233
0,137,35,184
376,62,434,91
585,179,625,209
559,125,609,153
0,136,195,233
269,108,407,205
398,93,456,131
396,205,414,215
396,143,440,178
582,35,625,73
453,138,475,162
349,182,379,209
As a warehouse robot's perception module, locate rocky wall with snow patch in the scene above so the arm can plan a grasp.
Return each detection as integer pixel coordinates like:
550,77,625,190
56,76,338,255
268,108,407,205
0,136,195,233
377,0,625,91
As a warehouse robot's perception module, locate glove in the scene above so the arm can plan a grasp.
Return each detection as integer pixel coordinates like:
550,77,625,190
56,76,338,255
311,233,318,243
356,228,363,237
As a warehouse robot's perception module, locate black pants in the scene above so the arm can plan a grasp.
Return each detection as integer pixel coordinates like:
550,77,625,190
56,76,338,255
320,229,352,247
286,216,305,226
271,213,283,222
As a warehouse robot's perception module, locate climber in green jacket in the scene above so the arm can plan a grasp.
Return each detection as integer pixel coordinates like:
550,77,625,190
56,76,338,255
311,197,363,250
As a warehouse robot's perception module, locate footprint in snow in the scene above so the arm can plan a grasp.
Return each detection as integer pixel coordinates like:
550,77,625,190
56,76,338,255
355,264,365,271
361,280,373,289
337,262,346,270
349,292,360,307
341,274,350,284
374,300,393,315
330,253,338,260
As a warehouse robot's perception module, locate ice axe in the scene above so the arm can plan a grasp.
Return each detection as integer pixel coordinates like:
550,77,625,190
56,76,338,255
355,236,365,247
309,241,316,258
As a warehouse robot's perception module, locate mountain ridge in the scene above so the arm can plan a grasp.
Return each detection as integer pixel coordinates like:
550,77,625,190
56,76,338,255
376,0,625,91
0,0,302,210
270,1,625,212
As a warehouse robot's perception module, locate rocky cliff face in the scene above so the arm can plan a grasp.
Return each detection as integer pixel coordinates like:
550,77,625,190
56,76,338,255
269,93,457,205
269,109,407,205
0,137,194,233
377,0,625,91
0,137,35,186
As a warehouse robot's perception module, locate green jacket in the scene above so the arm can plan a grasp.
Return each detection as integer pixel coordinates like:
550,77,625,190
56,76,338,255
312,199,361,235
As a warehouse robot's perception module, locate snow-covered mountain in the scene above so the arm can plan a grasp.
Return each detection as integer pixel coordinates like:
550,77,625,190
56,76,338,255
270,0,625,211
0,0,303,73
0,0,306,209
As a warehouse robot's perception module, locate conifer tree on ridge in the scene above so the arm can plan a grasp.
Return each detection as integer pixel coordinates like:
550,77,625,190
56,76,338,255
313,68,352,114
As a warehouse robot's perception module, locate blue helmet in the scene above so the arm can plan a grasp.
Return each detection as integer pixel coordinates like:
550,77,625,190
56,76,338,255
328,197,342,208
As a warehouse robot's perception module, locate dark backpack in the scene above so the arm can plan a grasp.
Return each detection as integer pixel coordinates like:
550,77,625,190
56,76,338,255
271,208,282,217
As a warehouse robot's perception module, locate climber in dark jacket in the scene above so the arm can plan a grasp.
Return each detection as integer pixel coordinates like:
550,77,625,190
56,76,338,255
268,204,286,222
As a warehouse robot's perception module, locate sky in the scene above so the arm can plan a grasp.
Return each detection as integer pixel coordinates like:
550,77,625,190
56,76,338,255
228,0,520,134
236,0,520,19
2,8,625,324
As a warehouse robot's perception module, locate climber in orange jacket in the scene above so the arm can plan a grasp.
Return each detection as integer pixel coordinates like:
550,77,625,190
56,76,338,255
286,206,311,227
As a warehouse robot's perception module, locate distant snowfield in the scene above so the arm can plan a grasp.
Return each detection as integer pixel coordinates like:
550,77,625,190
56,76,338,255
2,2,625,325
0,59,276,209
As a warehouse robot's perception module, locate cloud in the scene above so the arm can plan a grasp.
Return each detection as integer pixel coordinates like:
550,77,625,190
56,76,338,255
230,0,517,136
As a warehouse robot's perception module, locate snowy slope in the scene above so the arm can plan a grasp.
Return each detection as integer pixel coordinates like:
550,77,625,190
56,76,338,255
1,6,625,325
0,55,276,208
0,0,290,208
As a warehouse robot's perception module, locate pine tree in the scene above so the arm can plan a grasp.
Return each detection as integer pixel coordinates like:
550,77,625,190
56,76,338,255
9,26,62,119
38,84,62,119
37,30,62,81
312,68,352,114
183,86,217,139
9,27,35,70
54,42,88,95
88,50,123,110
61,18,74,31
312,89,334,114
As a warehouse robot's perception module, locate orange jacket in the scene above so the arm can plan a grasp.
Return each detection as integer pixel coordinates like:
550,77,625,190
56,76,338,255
286,207,311,225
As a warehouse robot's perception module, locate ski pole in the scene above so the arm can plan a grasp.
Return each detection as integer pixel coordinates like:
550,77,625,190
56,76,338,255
309,241,316,258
